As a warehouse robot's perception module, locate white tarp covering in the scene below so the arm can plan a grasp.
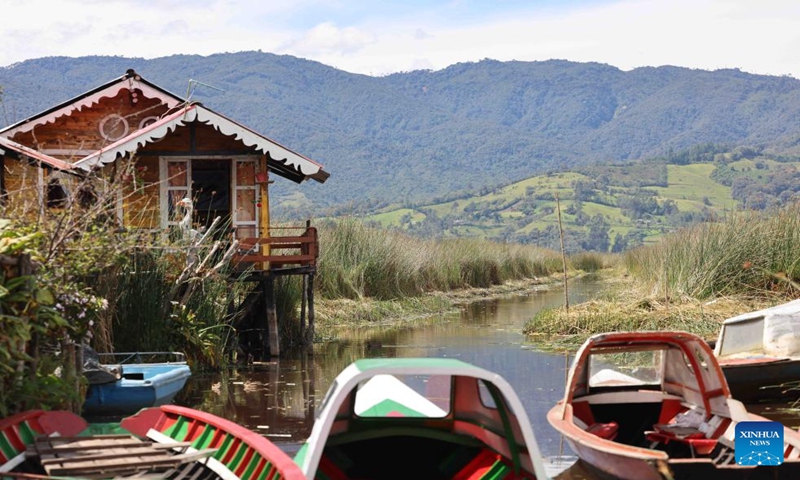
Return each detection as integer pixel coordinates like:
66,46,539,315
717,299,800,359
763,313,800,357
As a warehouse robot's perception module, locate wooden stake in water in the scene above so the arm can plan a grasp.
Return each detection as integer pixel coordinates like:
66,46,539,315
558,351,569,465
555,193,569,312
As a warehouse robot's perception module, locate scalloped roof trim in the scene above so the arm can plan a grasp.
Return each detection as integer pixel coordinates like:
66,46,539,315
0,81,181,138
74,104,324,180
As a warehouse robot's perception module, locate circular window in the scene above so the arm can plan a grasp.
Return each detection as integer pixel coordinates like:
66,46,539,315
98,114,129,141
138,116,159,129
138,116,164,142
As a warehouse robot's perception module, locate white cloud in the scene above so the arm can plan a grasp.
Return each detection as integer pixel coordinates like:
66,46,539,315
1,0,800,78
279,22,376,56
294,0,800,77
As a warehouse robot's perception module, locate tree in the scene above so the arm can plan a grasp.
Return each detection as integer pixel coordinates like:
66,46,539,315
611,233,628,253
582,215,610,252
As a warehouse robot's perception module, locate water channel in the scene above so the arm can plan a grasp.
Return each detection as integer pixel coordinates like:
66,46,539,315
174,278,800,479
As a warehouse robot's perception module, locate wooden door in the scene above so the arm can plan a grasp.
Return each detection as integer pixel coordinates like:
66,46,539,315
232,158,259,239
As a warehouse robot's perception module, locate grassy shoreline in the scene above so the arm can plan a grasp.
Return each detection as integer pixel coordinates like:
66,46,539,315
316,273,573,338
523,204,800,351
523,273,783,350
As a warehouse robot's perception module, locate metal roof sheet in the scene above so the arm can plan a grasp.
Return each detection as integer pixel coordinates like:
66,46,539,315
0,136,75,171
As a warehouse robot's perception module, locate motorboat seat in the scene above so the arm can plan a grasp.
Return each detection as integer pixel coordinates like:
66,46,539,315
586,421,619,441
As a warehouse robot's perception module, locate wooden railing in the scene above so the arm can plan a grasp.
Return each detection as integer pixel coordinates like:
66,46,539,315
233,226,318,269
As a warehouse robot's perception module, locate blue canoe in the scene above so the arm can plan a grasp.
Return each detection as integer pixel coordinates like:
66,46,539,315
82,352,191,416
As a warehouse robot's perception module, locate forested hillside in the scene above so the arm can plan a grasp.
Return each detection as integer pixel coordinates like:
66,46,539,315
368,147,800,253
3,53,800,216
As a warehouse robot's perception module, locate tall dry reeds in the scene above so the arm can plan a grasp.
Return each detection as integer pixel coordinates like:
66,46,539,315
316,218,562,300
625,202,800,299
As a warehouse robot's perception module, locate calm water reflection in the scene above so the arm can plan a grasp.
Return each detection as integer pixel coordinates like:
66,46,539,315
173,278,800,479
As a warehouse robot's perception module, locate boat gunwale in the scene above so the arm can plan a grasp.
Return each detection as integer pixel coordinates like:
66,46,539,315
298,360,549,480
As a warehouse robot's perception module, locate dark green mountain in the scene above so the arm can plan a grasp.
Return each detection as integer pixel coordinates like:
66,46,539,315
3,53,800,216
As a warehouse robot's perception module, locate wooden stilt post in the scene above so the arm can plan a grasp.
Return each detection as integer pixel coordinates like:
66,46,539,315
306,272,315,355
555,193,569,313
265,275,280,357
300,274,307,350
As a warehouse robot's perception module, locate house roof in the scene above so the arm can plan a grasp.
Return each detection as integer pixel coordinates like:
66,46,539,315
0,136,75,171
74,103,329,184
0,69,183,138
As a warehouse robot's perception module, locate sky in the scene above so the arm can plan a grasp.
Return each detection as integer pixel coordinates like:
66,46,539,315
2,0,800,78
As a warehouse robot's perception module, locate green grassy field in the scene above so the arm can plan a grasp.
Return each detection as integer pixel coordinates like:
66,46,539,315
364,160,798,249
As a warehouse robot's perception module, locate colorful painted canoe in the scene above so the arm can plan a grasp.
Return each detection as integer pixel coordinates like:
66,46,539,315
294,358,549,480
548,331,800,480
1,406,303,479
83,352,192,416
0,410,89,473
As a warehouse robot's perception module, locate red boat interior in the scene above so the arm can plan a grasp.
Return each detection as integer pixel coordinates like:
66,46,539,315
313,373,539,479
316,420,538,480
571,389,735,461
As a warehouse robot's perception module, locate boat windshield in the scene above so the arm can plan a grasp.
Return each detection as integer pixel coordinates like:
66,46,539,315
588,349,664,388
354,374,451,418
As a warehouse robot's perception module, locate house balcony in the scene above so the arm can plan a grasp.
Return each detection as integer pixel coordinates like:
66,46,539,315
233,225,318,273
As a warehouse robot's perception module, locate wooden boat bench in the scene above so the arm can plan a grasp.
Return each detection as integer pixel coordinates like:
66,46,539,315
644,408,732,458
25,433,216,478
645,424,718,456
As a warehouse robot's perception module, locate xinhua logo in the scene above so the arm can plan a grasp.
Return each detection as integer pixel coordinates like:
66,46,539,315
735,421,784,466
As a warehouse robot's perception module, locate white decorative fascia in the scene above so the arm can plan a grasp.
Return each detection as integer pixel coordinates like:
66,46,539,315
74,107,196,170
0,80,181,138
194,107,323,177
74,105,325,180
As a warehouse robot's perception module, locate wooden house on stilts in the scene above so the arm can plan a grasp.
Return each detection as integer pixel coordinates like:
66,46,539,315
0,69,330,358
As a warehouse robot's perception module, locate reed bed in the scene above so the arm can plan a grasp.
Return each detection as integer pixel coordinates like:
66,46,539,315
625,202,800,299
569,252,614,272
316,218,563,300
523,290,773,349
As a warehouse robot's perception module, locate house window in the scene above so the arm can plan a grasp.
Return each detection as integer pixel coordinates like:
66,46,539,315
77,184,97,208
46,178,68,208
160,157,258,237
99,114,129,141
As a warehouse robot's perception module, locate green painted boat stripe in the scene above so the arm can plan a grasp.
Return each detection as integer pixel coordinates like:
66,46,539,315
228,442,248,470
483,459,510,480
241,453,260,478
214,434,234,460
0,432,17,459
172,416,190,441
293,443,307,466
257,461,272,480
18,422,37,444
354,357,471,372
194,425,216,449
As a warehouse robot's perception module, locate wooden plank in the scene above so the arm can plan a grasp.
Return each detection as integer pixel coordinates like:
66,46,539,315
49,456,182,476
261,243,304,249
39,447,170,465
235,254,314,264
29,433,212,479
34,439,148,454
239,236,313,246
37,434,132,442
